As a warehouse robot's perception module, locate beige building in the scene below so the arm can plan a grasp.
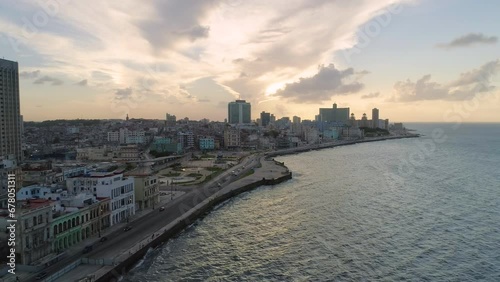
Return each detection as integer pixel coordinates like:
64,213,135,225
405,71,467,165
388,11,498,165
224,126,241,148
126,168,160,210
76,145,140,161
15,199,53,265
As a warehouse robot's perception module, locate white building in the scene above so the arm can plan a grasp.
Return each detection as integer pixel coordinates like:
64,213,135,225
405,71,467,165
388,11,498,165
108,129,147,144
304,127,320,144
125,135,146,144
120,128,146,144
107,131,120,142
376,119,387,129
67,127,79,134
67,172,135,226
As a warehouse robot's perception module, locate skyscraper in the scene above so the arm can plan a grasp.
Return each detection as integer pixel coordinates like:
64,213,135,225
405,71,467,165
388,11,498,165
292,116,302,134
260,111,271,127
166,113,177,127
318,103,350,124
372,108,379,129
228,100,251,124
0,59,22,163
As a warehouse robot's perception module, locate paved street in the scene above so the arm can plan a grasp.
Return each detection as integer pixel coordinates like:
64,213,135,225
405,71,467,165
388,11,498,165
13,191,185,282
6,153,287,282
20,154,272,282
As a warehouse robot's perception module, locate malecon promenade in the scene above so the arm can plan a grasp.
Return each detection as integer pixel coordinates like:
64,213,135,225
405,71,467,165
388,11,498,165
24,154,291,282
16,133,418,282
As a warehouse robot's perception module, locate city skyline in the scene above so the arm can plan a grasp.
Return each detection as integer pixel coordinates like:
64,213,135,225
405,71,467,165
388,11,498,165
1,1,499,122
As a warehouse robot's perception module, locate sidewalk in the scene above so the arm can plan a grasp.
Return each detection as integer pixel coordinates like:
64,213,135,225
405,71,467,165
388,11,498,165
46,154,287,282
65,191,186,256
1,191,186,282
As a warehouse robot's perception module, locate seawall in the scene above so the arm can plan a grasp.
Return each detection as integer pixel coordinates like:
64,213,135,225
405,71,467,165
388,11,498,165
265,134,420,158
96,134,417,281
97,171,292,282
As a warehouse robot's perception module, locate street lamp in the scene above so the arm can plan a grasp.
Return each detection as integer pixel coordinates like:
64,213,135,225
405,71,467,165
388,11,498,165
170,180,173,200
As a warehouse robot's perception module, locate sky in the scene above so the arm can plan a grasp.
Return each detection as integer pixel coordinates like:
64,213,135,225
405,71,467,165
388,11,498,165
1,0,499,122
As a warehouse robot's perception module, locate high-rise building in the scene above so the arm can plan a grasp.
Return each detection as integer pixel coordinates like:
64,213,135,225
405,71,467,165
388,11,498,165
372,108,379,128
166,113,176,127
292,116,302,134
0,59,22,163
228,100,251,124
260,111,271,127
270,114,276,124
292,116,301,124
318,103,350,124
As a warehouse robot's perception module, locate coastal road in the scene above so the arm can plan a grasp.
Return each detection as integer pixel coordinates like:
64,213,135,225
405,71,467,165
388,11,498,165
89,155,260,258
23,154,260,282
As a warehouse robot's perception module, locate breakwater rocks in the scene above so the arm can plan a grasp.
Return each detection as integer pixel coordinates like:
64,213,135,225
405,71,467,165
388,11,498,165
98,172,292,282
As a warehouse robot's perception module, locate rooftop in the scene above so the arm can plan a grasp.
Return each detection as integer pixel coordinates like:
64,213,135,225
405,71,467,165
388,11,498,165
19,199,53,212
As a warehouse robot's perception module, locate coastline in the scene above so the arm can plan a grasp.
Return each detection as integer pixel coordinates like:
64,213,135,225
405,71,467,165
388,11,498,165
95,134,419,282
265,133,420,158
96,159,291,282
43,133,419,282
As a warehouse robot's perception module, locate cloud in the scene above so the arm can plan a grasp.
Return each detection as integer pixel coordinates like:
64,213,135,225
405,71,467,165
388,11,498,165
357,70,371,75
33,76,64,86
273,64,364,103
91,71,113,81
0,0,409,119
393,60,499,102
393,75,448,101
437,33,498,49
183,25,210,40
450,60,499,87
137,0,218,51
76,79,88,86
20,70,41,79
218,1,401,106
115,87,133,100
361,92,380,99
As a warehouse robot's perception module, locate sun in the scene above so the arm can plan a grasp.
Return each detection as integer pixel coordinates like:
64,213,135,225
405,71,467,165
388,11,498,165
265,82,286,96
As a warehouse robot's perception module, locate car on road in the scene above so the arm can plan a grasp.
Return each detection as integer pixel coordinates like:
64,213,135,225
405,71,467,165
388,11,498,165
99,236,108,242
124,226,132,232
217,182,222,187
35,271,48,280
159,206,165,212
82,245,93,254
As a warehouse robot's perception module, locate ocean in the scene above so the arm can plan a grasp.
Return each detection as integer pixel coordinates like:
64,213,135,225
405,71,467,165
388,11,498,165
124,123,500,281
